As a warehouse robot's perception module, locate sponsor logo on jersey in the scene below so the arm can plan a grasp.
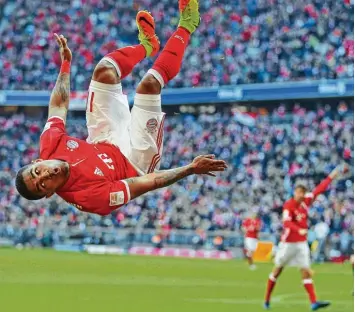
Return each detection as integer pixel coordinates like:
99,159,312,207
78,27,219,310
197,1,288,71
145,118,158,134
109,191,124,206
94,167,104,176
67,140,79,151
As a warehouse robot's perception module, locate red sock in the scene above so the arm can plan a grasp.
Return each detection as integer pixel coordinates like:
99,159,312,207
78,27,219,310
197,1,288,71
152,27,191,85
105,45,146,79
265,275,277,303
303,279,317,304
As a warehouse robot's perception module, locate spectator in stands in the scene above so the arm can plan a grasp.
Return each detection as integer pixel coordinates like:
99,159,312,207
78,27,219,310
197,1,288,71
0,0,353,90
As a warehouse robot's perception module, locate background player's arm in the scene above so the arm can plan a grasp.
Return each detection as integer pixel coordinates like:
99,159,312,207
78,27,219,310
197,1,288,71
125,155,227,201
48,34,72,122
305,165,348,205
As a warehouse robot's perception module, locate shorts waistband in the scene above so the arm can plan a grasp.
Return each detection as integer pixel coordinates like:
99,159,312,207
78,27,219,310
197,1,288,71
89,80,123,93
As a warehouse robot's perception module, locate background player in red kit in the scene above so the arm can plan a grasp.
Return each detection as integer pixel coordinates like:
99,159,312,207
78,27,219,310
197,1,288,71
263,165,348,311
15,0,227,215
242,214,262,270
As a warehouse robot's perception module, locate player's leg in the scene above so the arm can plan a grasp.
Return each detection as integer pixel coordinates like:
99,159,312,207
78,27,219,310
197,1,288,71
86,11,160,155
92,11,160,85
134,0,200,97
245,251,255,269
298,243,330,311
300,268,329,310
244,238,257,270
128,0,200,174
264,266,283,309
264,242,296,309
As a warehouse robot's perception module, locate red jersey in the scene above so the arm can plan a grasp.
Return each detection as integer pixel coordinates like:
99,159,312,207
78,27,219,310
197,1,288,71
281,177,332,243
40,117,138,215
242,218,261,239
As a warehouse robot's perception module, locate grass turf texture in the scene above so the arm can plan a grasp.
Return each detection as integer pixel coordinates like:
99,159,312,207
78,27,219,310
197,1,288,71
0,249,353,312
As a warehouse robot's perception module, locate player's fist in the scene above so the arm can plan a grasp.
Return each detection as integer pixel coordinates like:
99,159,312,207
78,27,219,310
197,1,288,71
190,155,228,176
298,229,308,236
54,33,72,63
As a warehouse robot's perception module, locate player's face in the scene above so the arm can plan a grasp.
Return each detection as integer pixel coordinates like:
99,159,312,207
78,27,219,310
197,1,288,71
294,188,306,202
22,160,69,198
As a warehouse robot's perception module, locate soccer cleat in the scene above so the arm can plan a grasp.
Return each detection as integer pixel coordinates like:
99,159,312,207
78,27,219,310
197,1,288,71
311,301,331,311
136,10,160,57
263,302,270,310
178,0,201,34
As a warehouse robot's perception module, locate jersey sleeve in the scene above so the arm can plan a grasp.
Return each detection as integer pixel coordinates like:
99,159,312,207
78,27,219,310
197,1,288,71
40,116,66,159
87,180,131,216
304,176,332,206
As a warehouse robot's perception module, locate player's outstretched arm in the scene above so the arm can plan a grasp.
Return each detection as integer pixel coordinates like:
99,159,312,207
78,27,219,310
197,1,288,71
307,164,349,205
47,34,72,122
125,155,228,200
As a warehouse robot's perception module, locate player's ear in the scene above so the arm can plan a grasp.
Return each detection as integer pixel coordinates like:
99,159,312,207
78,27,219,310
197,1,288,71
45,192,55,198
32,159,44,164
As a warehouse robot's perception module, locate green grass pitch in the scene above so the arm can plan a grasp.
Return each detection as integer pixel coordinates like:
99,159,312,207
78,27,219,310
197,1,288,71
0,249,353,312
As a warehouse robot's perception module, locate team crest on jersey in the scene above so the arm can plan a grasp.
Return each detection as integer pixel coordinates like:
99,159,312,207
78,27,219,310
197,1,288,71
109,191,124,206
67,140,79,151
145,118,158,134
295,212,306,221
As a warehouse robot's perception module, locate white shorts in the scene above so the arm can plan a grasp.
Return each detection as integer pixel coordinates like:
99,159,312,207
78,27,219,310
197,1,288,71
86,80,165,175
244,237,258,253
274,241,311,268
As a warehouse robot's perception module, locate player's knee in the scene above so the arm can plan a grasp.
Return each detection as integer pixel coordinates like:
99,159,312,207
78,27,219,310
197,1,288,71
300,268,312,279
93,62,120,84
136,74,161,95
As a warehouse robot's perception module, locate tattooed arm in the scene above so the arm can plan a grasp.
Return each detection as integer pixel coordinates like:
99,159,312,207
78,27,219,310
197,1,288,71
124,155,228,200
48,34,72,122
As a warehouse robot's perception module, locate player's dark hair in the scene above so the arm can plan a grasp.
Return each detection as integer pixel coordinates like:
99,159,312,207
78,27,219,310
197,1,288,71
15,165,44,200
295,184,308,193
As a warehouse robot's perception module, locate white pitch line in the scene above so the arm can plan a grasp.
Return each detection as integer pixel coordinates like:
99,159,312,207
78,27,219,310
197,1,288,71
0,274,265,288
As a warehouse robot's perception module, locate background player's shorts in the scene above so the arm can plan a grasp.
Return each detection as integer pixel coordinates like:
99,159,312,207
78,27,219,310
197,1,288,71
274,241,311,268
244,237,258,253
86,79,165,175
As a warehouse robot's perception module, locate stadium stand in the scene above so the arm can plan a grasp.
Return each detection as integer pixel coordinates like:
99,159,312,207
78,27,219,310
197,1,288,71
0,0,353,91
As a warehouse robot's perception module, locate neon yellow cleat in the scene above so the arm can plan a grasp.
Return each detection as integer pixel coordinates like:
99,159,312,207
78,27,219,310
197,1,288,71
178,0,200,34
136,10,160,57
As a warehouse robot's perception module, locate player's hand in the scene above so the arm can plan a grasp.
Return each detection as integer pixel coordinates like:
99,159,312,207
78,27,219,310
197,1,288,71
190,155,228,176
54,33,72,63
338,163,350,175
298,229,308,236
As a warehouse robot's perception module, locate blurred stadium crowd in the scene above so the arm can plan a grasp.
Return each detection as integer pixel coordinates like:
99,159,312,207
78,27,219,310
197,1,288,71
0,103,353,254
0,0,353,90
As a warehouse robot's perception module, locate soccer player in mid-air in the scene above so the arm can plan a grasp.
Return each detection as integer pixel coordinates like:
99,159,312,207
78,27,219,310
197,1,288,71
15,0,227,215
263,165,348,311
242,213,262,270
